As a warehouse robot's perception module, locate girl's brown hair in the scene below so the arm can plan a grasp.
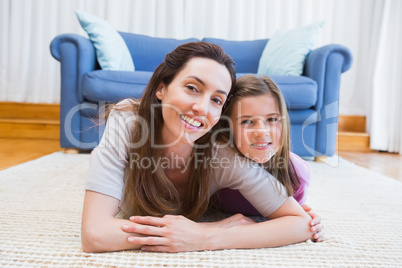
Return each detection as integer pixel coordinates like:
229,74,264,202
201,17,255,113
217,74,300,197
117,41,236,220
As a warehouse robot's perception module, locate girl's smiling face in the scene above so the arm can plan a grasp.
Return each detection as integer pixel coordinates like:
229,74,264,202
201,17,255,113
231,93,282,163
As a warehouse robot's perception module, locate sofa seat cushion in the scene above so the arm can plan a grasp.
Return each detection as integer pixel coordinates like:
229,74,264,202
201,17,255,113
237,73,318,109
83,70,152,103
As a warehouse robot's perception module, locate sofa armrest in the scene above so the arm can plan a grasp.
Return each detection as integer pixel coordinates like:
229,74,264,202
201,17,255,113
50,34,97,148
304,44,352,111
304,44,353,156
50,33,97,103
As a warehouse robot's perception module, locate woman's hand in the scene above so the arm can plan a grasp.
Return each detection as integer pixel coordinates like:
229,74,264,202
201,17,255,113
301,204,324,242
201,213,255,228
121,215,209,252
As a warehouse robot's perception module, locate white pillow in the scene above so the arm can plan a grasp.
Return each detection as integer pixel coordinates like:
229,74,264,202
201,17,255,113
257,21,324,76
75,10,135,71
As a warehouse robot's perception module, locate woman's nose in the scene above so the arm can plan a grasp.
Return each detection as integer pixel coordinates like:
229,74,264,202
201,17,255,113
192,96,209,116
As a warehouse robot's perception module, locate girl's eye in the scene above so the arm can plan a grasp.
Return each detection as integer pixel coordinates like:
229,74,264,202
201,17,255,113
212,97,223,105
267,117,278,123
241,119,253,125
267,116,280,124
186,85,198,92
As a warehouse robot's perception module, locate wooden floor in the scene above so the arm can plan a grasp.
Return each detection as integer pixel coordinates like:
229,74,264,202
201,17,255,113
0,138,62,171
0,138,401,183
338,151,402,182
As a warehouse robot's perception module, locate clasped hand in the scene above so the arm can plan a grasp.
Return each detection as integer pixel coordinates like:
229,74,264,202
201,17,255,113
121,213,254,252
121,214,209,252
121,206,323,252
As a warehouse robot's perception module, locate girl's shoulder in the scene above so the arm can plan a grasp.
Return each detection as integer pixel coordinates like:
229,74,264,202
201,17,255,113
289,152,311,184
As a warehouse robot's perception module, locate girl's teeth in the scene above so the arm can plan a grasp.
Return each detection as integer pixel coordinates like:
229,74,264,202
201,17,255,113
253,143,268,147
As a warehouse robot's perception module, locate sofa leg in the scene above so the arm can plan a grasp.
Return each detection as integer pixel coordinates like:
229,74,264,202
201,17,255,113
314,156,328,162
314,155,340,167
64,148,80,154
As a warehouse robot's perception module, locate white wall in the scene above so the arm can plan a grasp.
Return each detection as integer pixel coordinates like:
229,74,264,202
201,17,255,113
0,0,395,118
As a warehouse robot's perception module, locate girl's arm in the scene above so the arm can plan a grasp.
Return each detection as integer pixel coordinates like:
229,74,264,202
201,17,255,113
301,204,324,242
202,197,312,250
123,196,311,252
81,190,144,253
289,152,324,241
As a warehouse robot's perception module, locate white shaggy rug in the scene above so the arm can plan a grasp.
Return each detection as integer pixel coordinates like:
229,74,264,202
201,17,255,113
1,152,402,267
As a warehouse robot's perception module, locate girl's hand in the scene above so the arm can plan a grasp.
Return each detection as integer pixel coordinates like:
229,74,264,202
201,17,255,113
121,215,208,252
301,204,324,242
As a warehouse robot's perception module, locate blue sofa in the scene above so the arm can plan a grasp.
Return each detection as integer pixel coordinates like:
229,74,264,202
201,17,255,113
50,32,352,157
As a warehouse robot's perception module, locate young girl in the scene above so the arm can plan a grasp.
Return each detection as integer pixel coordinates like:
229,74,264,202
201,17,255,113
212,74,323,242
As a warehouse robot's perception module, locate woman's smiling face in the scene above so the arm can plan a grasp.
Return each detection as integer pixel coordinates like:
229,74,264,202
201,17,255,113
231,93,282,163
156,57,232,146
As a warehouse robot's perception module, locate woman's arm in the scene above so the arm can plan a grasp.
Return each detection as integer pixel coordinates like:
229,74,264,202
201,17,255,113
123,197,311,252
81,100,142,252
202,205,324,242
81,190,144,253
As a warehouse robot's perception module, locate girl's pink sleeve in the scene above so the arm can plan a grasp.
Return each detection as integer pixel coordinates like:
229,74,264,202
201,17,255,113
289,152,311,205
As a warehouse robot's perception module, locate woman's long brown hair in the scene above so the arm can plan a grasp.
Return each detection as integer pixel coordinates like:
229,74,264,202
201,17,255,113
117,42,236,220
217,74,300,197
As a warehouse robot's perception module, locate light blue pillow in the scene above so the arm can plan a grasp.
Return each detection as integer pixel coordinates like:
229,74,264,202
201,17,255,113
75,10,135,71
257,21,324,76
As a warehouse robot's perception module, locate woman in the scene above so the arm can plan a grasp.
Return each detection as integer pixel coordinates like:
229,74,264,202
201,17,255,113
82,42,316,253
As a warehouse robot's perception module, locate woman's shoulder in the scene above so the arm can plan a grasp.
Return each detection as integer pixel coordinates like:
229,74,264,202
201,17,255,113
111,98,139,114
107,98,140,124
101,98,140,141
212,143,240,162
211,142,261,170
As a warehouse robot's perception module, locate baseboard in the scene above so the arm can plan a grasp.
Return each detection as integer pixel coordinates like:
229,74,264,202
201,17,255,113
337,131,371,152
336,115,371,152
0,103,372,151
0,102,59,120
0,102,60,139
338,115,366,132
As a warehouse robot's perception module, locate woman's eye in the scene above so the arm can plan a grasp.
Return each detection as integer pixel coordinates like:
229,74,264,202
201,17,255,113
186,85,198,92
212,97,223,105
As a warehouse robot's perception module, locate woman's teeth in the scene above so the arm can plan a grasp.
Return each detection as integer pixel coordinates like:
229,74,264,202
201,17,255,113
180,115,202,127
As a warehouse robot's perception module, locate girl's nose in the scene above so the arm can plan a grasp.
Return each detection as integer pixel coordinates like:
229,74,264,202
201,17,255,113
252,120,270,136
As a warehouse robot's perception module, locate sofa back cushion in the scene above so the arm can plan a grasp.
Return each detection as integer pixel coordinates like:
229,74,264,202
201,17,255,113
202,38,268,73
235,73,318,109
83,70,318,110
119,32,199,72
